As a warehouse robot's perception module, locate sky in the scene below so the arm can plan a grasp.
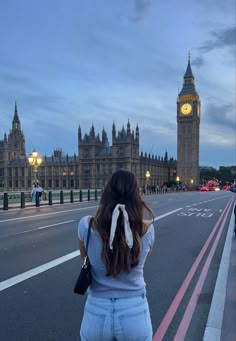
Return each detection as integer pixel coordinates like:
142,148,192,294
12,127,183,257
0,0,235,169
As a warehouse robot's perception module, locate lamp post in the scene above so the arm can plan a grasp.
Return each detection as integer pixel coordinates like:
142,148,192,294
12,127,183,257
190,178,194,190
145,170,151,194
176,175,180,188
176,176,180,191
28,148,42,181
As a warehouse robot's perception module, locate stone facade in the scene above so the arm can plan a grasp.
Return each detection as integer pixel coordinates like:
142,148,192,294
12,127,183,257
0,106,176,192
78,122,177,189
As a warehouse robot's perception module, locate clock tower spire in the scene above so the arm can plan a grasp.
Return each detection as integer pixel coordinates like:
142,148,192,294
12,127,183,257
177,56,201,187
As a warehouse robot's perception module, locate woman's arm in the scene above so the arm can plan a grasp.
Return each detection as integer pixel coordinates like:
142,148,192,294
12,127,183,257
148,244,154,256
143,220,155,256
77,216,93,259
78,238,86,259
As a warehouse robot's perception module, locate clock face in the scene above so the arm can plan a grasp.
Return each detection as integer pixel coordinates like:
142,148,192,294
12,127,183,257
181,103,192,115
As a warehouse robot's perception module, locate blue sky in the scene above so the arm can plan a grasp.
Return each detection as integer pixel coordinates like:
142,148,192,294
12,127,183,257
0,0,235,168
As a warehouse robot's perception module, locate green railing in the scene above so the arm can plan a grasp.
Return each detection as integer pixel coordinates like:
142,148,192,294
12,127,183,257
0,189,102,210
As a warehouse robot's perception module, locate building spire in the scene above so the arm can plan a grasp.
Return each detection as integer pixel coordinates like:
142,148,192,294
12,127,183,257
12,101,21,130
184,53,194,79
179,54,197,95
78,125,82,142
102,127,108,144
127,119,131,134
112,121,116,139
14,101,19,119
90,124,95,138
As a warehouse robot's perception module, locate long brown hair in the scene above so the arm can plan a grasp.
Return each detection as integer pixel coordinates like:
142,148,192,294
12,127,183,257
93,169,154,277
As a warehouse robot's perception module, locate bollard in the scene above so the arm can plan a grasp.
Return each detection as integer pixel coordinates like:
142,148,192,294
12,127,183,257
87,189,90,201
21,192,25,209
70,190,74,203
60,190,64,204
79,190,82,202
48,191,52,205
36,192,40,207
95,189,98,201
3,192,8,210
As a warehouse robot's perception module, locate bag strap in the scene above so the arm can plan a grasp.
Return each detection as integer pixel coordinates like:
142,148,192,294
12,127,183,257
85,217,94,254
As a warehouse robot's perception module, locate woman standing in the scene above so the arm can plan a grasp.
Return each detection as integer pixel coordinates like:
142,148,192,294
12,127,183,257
78,169,155,340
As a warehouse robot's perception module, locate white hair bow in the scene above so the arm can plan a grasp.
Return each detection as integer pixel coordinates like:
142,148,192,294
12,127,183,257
109,204,133,250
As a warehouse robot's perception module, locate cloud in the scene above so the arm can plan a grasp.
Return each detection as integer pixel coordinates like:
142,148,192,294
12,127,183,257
199,26,236,53
204,103,235,128
132,0,152,21
191,56,205,68
0,72,33,87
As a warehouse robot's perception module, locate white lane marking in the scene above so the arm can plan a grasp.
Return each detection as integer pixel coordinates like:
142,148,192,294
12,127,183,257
0,251,80,292
38,220,74,230
185,195,231,208
154,208,182,221
5,220,75,237
0,208,182,291
0,205,98,224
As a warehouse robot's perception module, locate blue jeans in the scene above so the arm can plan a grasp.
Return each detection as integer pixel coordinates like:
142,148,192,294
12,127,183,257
80,294,153,341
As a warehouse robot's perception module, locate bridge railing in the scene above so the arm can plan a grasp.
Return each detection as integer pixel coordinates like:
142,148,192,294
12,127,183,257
0,189,102,210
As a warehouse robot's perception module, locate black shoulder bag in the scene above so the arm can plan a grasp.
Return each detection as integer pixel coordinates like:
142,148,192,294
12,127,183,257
74,217,94,295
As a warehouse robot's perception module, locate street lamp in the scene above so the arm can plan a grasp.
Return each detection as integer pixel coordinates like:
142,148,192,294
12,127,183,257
146,170,151,181
176,176,180,190
190,179,194,190
145,170,151,194
28,148,42,180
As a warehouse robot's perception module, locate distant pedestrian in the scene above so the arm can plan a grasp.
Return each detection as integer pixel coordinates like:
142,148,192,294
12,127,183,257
31,181,44,204
77,169,155,340
36,181,44,200
31,182,37,202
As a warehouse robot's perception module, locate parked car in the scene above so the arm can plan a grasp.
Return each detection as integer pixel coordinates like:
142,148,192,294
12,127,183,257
199,186,209,192
208,186,216,191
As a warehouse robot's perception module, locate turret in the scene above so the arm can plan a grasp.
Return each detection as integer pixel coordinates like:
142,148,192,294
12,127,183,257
112,121,116,139
127,120,131,134
102,127,108,145
78,125,82,142
164,150,168,162
136,123,139,141
7,102,25,157
12,101,21,131
90,124,95,138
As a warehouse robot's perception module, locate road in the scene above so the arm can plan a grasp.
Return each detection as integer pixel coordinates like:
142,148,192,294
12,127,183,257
0,191,235,341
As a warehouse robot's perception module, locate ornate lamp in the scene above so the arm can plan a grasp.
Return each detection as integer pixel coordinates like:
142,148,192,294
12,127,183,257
28,148,42,180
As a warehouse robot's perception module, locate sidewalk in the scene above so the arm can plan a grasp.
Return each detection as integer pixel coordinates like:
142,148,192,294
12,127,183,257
221,232,236,341
204,203,236,341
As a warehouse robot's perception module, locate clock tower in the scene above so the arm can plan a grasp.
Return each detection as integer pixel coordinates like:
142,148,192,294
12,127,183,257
177,55,200,187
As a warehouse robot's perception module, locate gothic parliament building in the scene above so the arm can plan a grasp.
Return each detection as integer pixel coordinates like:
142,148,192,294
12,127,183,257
0,58,200,192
